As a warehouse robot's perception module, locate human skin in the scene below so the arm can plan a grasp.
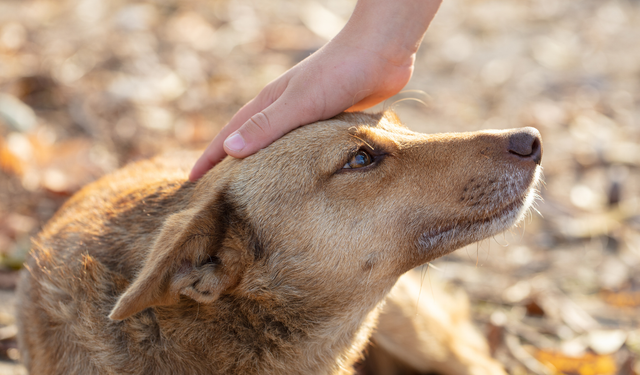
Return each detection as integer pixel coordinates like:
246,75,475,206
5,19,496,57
189,0,442,181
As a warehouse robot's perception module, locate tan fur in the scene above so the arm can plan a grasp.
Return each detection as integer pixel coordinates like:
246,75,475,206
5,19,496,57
365,271,506,375
16,112,541,375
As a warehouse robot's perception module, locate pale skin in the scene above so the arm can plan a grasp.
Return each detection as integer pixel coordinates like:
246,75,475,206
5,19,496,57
189,0,443,181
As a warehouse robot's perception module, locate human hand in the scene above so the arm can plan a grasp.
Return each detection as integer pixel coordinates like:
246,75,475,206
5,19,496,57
189,0,441,181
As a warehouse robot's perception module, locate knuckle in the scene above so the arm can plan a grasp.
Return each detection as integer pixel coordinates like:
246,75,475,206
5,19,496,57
246,112,273,135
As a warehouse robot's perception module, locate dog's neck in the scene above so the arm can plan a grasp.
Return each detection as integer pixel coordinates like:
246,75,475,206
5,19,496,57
152,283,385,375
109,176,391,374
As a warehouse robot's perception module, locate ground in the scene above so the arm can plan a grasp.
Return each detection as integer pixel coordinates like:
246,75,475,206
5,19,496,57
0,0,639,374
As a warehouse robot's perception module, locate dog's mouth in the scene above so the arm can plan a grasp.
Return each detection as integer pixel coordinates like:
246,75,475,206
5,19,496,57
417,169,541,257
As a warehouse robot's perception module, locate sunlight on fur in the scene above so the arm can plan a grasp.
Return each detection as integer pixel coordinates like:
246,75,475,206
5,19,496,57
17,111,542,375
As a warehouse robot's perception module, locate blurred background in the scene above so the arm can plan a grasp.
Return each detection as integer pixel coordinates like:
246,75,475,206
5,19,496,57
0,0,638,373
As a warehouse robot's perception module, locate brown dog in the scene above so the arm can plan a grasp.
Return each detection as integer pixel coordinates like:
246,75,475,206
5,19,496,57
16,111,541,375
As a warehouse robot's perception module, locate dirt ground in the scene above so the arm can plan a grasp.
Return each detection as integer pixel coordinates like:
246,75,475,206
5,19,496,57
1,0,639,374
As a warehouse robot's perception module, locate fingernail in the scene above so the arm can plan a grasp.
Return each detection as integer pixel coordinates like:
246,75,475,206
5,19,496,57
224,133,245,152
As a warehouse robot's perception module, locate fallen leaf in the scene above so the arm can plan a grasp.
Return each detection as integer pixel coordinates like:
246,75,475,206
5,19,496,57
0,136,24,176
536,350,617,375
600,290,640,308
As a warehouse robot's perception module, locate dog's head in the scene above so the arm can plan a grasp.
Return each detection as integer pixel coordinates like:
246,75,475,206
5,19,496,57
110,112,541,320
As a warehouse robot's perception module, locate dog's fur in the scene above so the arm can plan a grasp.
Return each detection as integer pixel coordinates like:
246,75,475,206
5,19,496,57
363,270,507,375
16,111,541,375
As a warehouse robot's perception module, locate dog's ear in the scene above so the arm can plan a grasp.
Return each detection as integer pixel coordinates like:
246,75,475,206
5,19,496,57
383,110,402,125
109,189,247,320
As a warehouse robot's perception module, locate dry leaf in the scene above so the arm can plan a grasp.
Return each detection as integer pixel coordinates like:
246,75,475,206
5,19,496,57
536,350,617,375
0,135,24,176
600,290,640,308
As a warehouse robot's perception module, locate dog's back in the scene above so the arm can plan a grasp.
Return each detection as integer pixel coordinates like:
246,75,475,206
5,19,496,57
17,112,541,374
17,155,199,374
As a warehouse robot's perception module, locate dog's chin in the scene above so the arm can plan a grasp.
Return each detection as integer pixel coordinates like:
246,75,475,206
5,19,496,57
417,168,541,262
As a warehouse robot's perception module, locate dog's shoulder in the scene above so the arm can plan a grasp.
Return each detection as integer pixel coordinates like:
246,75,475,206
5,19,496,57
27,151,199,289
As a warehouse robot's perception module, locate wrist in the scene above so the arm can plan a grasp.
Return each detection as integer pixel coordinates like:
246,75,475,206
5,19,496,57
337,0,441,66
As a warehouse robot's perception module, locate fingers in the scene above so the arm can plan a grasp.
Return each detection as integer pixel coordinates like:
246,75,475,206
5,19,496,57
189,37,415,181
224,93,320,159
188,130,228,182
189,97,266,181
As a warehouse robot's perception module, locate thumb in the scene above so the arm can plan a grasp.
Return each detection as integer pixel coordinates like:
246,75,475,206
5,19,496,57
223,95,320,159
189,96,265,181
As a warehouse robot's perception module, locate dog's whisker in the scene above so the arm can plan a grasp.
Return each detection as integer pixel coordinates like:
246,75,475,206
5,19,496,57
390,97,430,110
485,238,491,264
398,89,431,97
415,264,428,316
465,245,473,263
349,134,374,150
427,263,435,300
18,110,542,375
350,89,372,107
427,262,442,272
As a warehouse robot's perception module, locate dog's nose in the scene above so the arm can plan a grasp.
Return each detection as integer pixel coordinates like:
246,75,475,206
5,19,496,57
507,127,542,165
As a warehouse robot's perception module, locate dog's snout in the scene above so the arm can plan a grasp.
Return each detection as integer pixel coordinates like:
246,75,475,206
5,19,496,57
507,127,542,165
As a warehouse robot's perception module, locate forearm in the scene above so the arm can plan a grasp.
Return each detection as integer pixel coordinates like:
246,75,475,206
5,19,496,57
338,0,442,66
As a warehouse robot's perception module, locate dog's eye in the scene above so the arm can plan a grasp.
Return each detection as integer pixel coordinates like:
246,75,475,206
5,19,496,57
343,150,373,169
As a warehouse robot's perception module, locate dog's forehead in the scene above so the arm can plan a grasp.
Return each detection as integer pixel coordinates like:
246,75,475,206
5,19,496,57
231,111,420,184
286,111,415,148
227,112,414,206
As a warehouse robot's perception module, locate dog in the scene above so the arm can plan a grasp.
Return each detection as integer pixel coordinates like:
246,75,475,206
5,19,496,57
16,111,541,374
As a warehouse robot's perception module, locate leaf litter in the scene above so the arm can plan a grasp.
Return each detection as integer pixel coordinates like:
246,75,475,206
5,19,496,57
0,0,639,373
